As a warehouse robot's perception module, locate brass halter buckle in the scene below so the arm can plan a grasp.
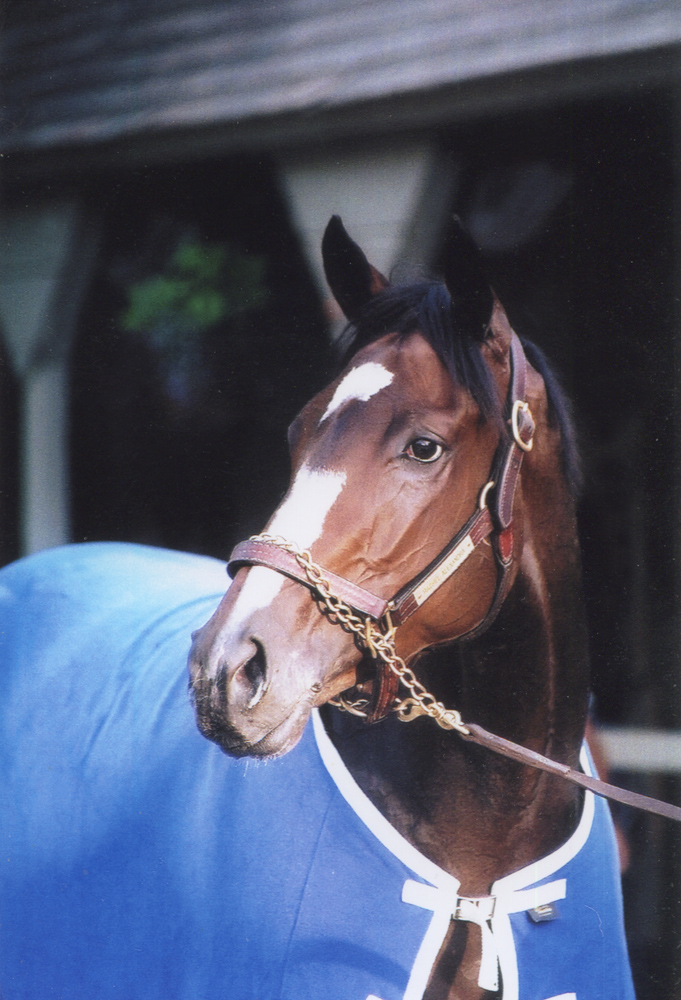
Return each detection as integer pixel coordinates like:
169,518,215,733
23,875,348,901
511,399,534,452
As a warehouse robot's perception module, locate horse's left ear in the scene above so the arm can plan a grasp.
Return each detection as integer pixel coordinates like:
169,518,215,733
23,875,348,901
322,215,390,321
442,218,496,343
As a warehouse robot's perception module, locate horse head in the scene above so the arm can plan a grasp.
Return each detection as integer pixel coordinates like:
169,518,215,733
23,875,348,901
189,216,571,760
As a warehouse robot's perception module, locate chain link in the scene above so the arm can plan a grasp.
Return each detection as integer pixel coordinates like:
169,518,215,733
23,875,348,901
249,533,470,735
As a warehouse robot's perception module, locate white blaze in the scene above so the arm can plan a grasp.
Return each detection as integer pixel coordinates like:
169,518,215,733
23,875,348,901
228,465,347,624
321,362,393,423
268,465,347,548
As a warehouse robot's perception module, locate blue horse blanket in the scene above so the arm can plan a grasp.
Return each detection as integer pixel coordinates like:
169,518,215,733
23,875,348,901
0,543,634,1000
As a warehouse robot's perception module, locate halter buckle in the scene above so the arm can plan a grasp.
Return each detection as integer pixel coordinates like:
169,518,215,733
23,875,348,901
478,480,495,510
511,399,534,452
379,605,396,640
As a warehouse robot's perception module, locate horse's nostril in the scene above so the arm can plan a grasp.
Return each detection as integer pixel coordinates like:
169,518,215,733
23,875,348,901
242,640,268,709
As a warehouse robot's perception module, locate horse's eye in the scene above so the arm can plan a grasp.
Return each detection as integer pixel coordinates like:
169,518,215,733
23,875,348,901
406,438,444,463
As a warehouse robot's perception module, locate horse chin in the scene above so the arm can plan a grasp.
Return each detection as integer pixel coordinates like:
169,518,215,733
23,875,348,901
192,693,313,760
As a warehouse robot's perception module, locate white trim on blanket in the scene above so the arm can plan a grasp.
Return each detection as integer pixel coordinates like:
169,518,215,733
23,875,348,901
312,709,461,895
312,710,595,1000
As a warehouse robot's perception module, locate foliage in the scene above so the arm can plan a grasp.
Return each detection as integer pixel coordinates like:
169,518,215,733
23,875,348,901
121,241,268,352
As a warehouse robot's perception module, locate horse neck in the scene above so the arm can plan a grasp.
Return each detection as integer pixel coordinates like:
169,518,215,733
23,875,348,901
461,497,589,769
325,466,590,891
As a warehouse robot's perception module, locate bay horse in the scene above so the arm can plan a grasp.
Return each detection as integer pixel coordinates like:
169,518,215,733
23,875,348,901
0,218,633,1000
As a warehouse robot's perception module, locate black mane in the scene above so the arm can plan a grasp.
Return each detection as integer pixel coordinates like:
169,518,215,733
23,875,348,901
341,281,581,494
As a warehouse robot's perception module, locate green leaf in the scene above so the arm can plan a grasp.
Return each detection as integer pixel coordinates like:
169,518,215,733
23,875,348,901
121,240,269,345
183,289,227,327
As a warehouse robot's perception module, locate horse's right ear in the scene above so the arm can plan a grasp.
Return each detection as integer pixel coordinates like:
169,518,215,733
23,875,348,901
322,216,389,321
442,217,495,342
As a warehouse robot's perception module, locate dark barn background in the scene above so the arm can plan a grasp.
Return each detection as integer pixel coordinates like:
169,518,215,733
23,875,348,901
1,1,681,994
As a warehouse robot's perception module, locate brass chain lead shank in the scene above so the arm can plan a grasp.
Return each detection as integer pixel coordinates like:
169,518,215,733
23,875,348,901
249,533,470,735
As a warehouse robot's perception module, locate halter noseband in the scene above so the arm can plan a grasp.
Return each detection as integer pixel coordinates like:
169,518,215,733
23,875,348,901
228,332,535,723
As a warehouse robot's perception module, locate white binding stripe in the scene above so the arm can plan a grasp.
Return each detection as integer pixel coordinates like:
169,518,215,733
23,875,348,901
490,748,596,1000
320,362,394,423
402,878,567,993
312,709,459,893
314,712,597,1000
492,747,595,895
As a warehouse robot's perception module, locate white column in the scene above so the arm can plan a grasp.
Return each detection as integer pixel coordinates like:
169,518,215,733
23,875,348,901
0,201,99,554
279,141,458,332
672,82,681,951
22,362,70,554
676,86,681,726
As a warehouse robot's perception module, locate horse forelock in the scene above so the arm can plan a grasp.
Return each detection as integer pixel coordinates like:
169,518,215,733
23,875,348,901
340,282,500,421
340,281,581,496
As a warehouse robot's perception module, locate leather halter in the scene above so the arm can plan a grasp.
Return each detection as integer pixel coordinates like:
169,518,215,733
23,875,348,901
228,332,535,722
225,336,681,824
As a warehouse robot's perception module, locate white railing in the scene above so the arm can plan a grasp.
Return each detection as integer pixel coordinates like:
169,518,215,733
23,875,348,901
600,729,681,775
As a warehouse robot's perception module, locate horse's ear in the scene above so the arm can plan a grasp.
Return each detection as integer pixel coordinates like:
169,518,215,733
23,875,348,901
442,217,495,342
322,215,389,321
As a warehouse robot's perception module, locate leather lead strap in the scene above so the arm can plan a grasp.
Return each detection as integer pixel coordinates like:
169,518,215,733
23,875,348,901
463,724,681,824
